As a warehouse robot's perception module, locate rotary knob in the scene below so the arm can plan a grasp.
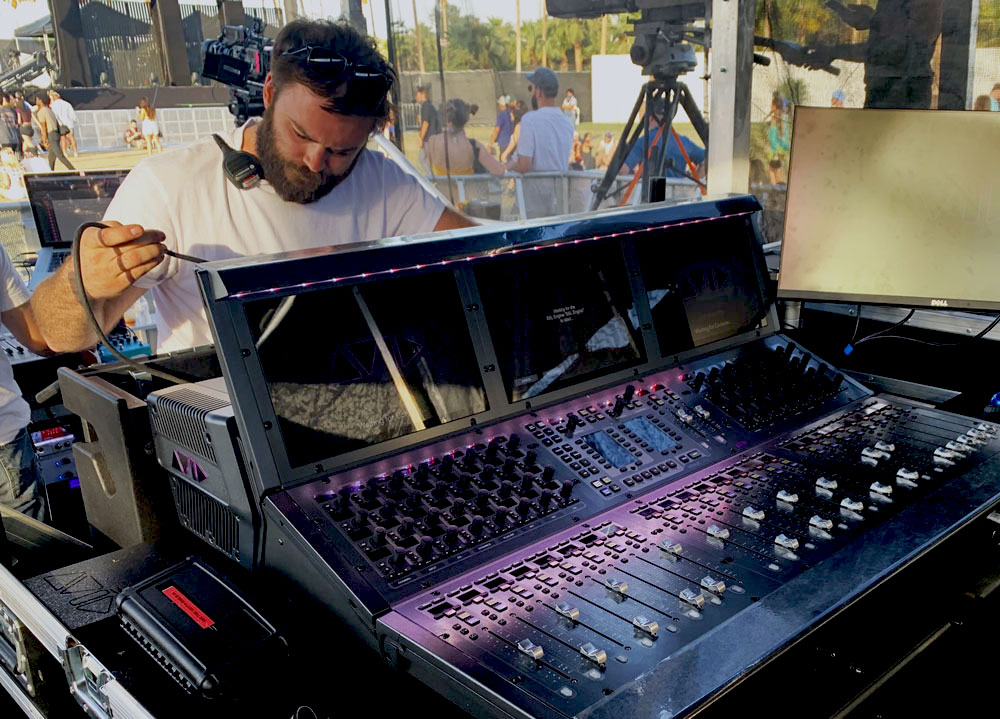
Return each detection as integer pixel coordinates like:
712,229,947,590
538,489,554,508
517,496,532,516
350,509,369,530
398,517,415,536
451,497,469,516
392,547,409,568
379,500,397,520
417,535,434,558
559,479,574,499
520,473,534,492
373,526,387,546
424,507,442,526
524,450,538,467
494,508,509,526
475,489,491,508
443,525,459,545
508,434,521,452
469,515,485,535
541,466,555,484
499,480,514,498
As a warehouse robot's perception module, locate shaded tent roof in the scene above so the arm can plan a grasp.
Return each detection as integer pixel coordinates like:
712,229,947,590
0,39,45,56
13,15,54,38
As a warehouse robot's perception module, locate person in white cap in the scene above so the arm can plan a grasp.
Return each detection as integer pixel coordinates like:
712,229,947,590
488,95,515,157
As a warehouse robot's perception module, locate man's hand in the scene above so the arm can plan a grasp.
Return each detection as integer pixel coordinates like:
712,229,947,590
79,221,166,300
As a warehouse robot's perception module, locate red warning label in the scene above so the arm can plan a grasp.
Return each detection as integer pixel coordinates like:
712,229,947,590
163,586,215,629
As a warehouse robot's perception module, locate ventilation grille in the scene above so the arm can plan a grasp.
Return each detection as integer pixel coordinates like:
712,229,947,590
120,617,197,695
170,477,240,561
151,388,228,463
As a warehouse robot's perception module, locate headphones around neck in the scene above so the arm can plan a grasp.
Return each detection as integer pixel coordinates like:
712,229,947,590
213,133,264,190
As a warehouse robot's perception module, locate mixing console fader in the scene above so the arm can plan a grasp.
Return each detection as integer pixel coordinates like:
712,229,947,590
377,396,1000,718
176,197,1000,719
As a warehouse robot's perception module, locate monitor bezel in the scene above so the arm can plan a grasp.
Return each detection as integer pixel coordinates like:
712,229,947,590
24,169,131,248
197,196,774,492
776,107,1000,312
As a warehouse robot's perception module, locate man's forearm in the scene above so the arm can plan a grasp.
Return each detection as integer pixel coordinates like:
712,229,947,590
30,263,131,352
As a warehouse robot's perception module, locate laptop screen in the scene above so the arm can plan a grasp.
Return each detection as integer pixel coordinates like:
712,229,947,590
25,170,130,248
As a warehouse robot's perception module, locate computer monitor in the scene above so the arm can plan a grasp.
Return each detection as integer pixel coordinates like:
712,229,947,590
25,170,130,248
777,108,1000,311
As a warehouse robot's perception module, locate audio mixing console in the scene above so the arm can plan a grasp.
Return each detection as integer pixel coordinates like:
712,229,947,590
146,197,1000,719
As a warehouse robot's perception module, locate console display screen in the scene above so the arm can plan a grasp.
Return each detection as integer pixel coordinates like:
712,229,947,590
634,216,766,356
246,271,488,467
582,431,634,468
624,417,679,453
476,241,645,402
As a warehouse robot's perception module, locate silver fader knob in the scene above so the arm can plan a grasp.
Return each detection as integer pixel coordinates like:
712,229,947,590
874,441,895,453
809,515,834,531
633,615,659,637
896,468,920,482
742,506,765,521
976,423,996,435
554,602,580,621
945,441,970,456
707,525,730,540
701,576,726,595
679,587,706,609
676,409,694,424
862,447,891,461
659,540,683,555
604,578,629,595
860,455,879,468
517,639,544,661
776,489,799,503
816,476,838,490
870,481,893,495
579,642,607,666
934,447,959,461
841,498,864,512
775,534,800,550
694,405,710,420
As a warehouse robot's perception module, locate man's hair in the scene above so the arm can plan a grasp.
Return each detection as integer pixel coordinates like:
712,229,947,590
993,83,1000,91
567,88,574,94
35,92,50,106
271,18,396,129
416,84,430,95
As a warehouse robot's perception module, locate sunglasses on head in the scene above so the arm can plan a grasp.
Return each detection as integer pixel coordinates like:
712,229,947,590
283,45,392,110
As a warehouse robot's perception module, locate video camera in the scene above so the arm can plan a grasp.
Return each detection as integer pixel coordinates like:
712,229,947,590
201,19,273,124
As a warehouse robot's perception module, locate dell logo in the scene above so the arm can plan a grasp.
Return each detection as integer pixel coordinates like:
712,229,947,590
172,450,208,483
930,299,949,307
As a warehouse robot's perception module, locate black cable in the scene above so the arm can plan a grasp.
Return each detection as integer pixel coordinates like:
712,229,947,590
844,307,1000,355
71,222,194,384
845,308,915,355
848,303,861,345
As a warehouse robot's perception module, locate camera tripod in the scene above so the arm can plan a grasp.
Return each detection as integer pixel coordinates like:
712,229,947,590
590,75,709,210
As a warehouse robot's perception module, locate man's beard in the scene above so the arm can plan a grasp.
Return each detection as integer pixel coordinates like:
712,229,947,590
531,95,538,111
256,108,348,204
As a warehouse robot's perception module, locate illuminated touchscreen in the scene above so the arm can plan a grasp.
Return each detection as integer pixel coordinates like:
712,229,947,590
582,431,634,468
475,240,645,402
246,271,488,467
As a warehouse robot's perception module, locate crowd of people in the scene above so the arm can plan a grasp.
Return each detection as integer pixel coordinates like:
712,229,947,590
0,89,77,171
415,77,631,183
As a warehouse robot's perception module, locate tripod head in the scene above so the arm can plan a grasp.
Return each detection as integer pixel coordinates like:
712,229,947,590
547,1,706,82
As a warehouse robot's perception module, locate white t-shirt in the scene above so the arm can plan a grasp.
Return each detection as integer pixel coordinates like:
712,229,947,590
51,98,77,128
0,248,30,444
103,120,447,352
515,106,575,173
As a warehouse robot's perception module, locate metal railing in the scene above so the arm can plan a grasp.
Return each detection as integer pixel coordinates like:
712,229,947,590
426,170,700,221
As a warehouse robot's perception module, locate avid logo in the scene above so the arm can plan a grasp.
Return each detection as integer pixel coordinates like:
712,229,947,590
172,450,208,483
931,299,949,307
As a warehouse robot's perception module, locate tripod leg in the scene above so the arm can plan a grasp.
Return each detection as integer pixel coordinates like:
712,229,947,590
678,82,709,148
589,83,648,211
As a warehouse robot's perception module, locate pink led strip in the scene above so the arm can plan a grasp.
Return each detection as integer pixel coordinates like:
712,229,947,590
231,212,754,300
